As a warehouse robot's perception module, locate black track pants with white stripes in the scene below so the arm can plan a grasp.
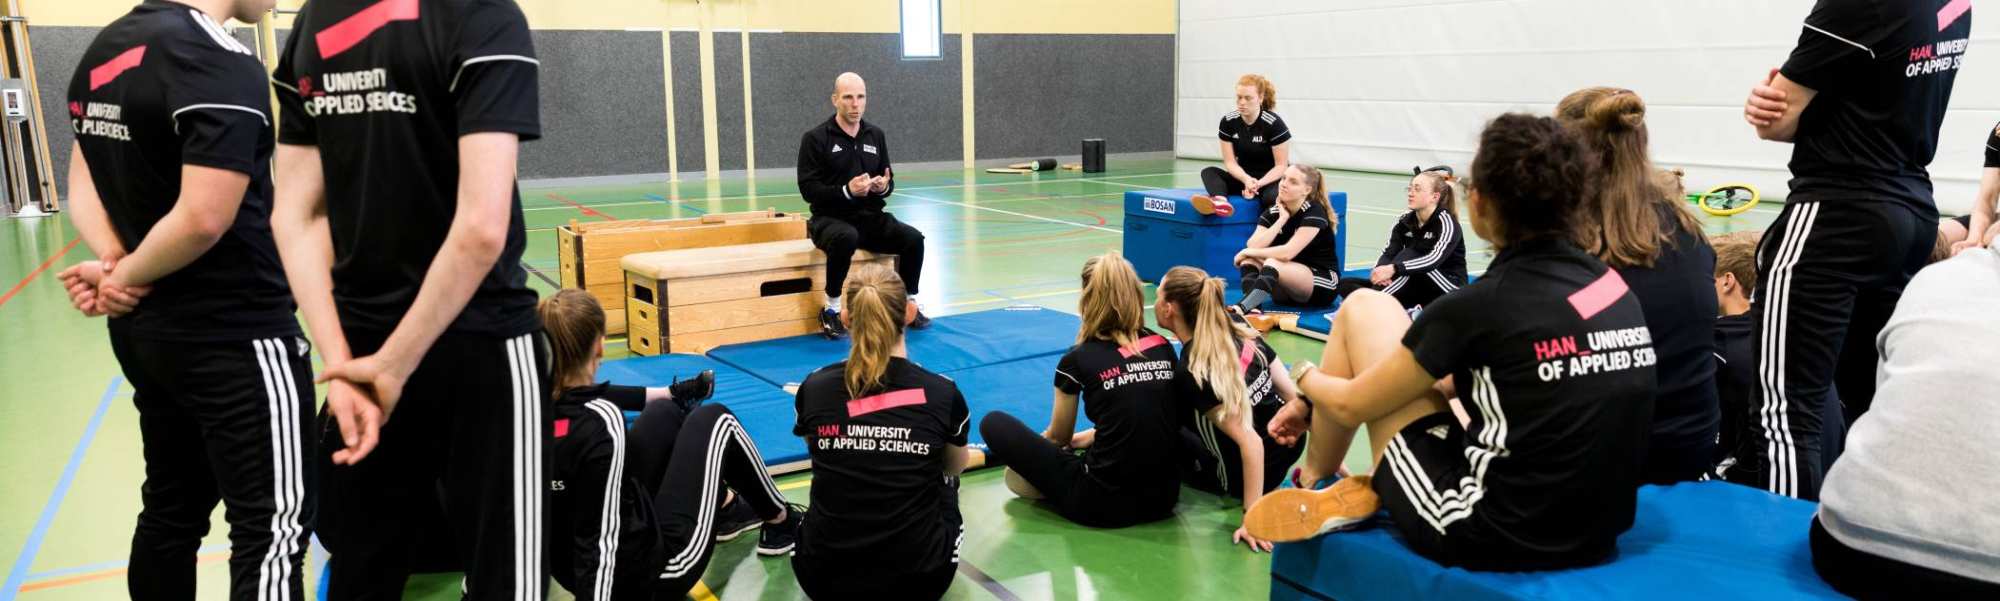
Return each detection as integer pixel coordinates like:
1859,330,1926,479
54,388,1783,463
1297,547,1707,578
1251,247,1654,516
316,329,552,601
1724,200,1933,500
110,331,315,601
628,403,787,599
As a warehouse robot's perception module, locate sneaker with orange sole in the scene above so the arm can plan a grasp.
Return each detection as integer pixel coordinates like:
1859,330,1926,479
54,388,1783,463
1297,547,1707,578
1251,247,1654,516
1192,194,1236,217
1244,475,1381,543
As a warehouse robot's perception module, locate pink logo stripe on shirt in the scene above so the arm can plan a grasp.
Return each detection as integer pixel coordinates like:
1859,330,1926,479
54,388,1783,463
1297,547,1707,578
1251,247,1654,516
1567,269,1631,321
847,388,927,417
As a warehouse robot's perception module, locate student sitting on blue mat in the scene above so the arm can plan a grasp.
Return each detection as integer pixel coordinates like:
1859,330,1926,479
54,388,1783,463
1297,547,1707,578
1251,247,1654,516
1558,87,1718,486
537,289,804,601
1246,114,1659,572
980,253,1186,529
1812,244,2000,598
793,265,970,601
1707,231,1758,478
1234,164,1342,313
1336,167,1468,312
1156,266,1307,553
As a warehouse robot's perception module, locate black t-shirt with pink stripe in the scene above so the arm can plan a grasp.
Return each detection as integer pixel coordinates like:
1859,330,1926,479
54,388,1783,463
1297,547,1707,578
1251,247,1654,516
1054,331,1185,488
794,357,968,574
66,0,298,341
272,0,541,336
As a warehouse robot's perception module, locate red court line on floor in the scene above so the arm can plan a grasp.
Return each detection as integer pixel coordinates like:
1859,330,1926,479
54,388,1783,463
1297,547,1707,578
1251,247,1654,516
545,192,615,220
17,551,229,593
0,236,81,311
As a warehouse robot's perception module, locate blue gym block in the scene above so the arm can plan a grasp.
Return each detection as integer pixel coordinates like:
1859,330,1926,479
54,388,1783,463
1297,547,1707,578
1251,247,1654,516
595,353,810,467
1269,482,1841,601
1122,188,1349,284
708,306,1082,388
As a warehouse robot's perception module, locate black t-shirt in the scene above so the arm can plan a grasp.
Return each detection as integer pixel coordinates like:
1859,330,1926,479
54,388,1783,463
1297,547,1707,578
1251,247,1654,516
1053,332,1184,504
1173,332,1285,497
1258,200,1340,272
1401,238,1656,559
1712,313,1755,472
796,116,893,219
1612,210,1718,479
793,358,968,574
66,1,297,341
1781,0,1970,213
1984,121,2000,168
272,0,541,336
1218,111,1292,180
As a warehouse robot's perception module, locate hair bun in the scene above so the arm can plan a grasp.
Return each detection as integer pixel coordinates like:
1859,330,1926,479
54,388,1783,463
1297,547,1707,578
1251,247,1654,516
1588,90,1646,132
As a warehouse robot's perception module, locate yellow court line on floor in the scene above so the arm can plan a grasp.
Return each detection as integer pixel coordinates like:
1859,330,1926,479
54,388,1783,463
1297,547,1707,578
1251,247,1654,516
779,478,813,491
690,580,721,601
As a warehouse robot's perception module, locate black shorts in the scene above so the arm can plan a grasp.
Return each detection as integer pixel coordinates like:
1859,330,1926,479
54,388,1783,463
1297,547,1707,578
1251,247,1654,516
1291,265,1339,307
1373,413,1611,571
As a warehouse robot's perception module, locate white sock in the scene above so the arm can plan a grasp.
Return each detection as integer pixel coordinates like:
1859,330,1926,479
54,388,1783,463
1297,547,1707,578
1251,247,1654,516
827,295,841,311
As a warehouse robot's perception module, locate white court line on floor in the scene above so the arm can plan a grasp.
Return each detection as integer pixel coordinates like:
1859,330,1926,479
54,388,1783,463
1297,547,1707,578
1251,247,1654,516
895,191,1123,234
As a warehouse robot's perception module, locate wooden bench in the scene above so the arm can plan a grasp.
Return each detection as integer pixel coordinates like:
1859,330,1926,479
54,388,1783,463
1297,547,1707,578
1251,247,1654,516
622,239,894,355
557,210,806,334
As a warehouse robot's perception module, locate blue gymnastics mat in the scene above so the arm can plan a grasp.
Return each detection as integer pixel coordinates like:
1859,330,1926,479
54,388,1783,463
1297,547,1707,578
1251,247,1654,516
708,305,1082,387
1270,481,1841,601
941,353,1096,446
596,353,812,469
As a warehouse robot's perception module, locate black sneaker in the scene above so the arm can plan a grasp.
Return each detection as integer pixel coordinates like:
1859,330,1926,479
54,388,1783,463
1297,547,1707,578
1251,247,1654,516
712,496,761,542
668,370,715,413
756,502,806,557
908,308,932,330
819,307,847,339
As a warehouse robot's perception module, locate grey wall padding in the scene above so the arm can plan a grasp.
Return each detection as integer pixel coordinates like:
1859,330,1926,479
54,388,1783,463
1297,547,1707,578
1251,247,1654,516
711,32,745,171
669,31,704,175
974,34,1174,160
29,26,96,198
521,30,668,179
748,33,962,170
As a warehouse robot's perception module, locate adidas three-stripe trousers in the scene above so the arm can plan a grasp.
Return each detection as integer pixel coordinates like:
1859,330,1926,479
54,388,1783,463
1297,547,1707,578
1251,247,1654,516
110,330,316,601
1724,199,1933,501
316,329,552,600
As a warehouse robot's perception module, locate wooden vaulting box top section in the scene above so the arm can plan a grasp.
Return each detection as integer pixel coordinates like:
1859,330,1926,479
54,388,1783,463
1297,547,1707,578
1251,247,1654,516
622,238,887,280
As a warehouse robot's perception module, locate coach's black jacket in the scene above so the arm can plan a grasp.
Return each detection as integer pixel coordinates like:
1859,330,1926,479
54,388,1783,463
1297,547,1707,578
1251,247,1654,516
796,115,894,219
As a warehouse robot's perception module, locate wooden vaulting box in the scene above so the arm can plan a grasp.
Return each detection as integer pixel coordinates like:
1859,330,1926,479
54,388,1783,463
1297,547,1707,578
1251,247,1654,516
556,210,806,334
621,240,893,356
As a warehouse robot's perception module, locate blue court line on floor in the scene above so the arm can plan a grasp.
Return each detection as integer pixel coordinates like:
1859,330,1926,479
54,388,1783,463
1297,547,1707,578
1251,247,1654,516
4,377,122,601
643,193,708,214
21,544,229,582
957,560,1023,601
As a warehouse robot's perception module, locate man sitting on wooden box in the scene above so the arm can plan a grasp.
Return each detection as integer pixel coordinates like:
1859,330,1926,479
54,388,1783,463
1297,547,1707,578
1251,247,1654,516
797,72,930,338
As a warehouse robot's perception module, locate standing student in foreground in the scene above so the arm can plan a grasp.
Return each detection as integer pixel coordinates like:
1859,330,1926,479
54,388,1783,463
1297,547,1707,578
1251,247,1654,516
1736,0,1969,500
269,0,551,596
1249,114,1657,572
796,72,931,338
60,0,311,598
792,265,968,600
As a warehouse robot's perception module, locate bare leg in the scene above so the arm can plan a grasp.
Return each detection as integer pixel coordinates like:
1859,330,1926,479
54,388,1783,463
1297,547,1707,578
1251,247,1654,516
1300,290,1446,480
1004,469,1045,499
1265,259,1320,303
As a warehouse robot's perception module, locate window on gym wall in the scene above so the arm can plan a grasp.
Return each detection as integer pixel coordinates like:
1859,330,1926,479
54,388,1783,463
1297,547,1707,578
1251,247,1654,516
901,0,942,58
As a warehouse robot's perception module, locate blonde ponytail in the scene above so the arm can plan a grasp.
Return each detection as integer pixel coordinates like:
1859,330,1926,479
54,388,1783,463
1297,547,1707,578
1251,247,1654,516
842,264,908,399
539,289,606,398
1077,252,1147,350
1159,267,1261,427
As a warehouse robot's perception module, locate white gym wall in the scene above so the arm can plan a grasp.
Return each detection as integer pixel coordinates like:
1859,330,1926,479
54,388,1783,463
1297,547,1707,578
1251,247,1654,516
1176,0,2000,214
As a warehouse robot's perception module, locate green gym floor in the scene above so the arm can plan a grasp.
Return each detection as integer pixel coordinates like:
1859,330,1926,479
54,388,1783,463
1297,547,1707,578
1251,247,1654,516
0,158,1781,600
